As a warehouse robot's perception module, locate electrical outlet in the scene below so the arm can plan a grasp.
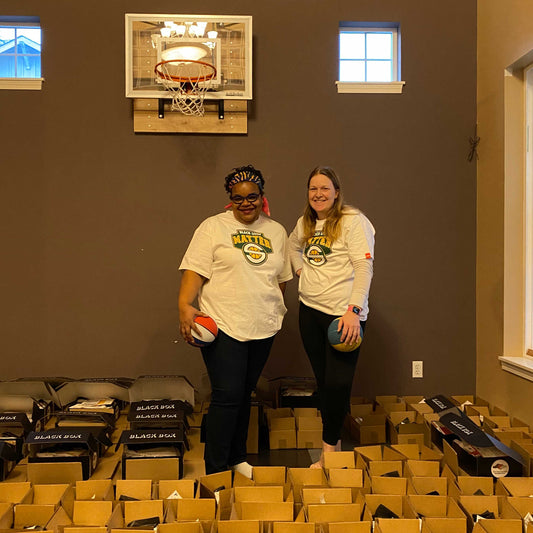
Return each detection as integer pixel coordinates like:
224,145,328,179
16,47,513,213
412,360,423,378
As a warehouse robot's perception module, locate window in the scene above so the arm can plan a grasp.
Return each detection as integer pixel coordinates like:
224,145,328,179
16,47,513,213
498,55,533,381
0,17,43,90
336,22,404,94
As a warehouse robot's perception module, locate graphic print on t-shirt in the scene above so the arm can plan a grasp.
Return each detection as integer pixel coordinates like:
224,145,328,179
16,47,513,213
304,231,332,267
232,229,273,265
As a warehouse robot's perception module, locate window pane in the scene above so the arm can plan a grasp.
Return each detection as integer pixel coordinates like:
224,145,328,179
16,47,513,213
366,60,392,82
17,27,41,45
0,27,15,42
16,55,40,77
0,55,15,77
366,32,392,60
339,32,365,60
339,60,365,82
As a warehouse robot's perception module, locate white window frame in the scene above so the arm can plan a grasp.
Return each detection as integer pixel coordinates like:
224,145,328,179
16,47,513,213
336,23,404,94
0,18,43,90
525,65,533,357
499,56,533,381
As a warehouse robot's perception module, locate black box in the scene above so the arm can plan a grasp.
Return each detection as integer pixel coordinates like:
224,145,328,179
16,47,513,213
25,429,100,480
128,400,190,431
119,428,187,479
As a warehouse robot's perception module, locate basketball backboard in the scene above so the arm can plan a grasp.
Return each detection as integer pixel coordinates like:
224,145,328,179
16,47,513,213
125,14,252,101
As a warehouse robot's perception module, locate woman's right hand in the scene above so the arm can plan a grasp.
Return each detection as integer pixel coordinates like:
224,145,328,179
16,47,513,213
179,304,207,345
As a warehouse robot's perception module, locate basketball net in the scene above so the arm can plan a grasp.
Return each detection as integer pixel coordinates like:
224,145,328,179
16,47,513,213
154,60,216,117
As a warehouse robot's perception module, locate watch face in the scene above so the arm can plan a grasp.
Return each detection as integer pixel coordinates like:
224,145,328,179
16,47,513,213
352,307,360,315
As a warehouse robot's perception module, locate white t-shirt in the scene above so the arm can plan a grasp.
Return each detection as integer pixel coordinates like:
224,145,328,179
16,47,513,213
289,210,375,319
180,211,293,341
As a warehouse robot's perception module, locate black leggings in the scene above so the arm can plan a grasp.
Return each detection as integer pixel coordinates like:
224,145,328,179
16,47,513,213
299,302,365,445
201,330,275,474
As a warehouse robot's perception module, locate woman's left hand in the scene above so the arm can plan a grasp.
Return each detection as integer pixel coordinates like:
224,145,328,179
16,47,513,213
338,310,361,346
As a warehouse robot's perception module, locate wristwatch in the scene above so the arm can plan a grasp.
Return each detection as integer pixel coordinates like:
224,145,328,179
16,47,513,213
348,305,361,315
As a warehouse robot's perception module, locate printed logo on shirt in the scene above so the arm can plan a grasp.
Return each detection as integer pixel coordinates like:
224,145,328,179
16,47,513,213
304,231,332,267
232,230,273,265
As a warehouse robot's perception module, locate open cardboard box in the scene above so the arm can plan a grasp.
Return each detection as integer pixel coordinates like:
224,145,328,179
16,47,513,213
272,522,316,533
407,476,448,496
503,497,533,533
404,459,440,478
470,520,523,533
346,413,387,446
353,445,406,466
326,523,372,533
301,487,352,505
217,519,262,533
373,518,422,533
362,493,413,521
368,460,403,477
306,502,362,524
75,479,114,501
253,466,287,486
458,494,521,531
157,522,212,533
370,476,408,495
388,411,427,448
157,479,196,499
407,494,467,533
115,479,153,500
122,498,167,526
71,499,123,528
0,481,32,504
296,414,322,449
287,467,327,504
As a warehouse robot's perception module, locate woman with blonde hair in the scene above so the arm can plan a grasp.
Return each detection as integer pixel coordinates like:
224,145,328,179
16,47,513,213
289,166,375,468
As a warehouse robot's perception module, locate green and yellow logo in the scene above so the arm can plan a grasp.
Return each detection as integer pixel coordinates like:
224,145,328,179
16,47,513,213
304,232,332,266
232,230,273,265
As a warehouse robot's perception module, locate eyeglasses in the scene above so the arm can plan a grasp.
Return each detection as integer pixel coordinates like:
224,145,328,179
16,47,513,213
230,193,261,204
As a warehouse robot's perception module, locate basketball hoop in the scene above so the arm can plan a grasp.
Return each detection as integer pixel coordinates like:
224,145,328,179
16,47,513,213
154,59,217,116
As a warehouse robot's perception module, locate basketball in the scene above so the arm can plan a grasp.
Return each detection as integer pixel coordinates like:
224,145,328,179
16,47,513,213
327,317,363,352
189,316,218,347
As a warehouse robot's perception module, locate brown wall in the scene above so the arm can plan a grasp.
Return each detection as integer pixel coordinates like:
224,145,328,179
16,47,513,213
477,1,533,426
0,0,477,398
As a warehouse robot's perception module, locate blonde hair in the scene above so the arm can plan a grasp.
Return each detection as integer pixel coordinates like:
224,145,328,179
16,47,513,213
301,166,355,244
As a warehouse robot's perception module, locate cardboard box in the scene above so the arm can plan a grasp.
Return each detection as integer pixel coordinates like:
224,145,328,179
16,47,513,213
328,523,372,533
323,451,356,470
296,414,322,449
407,494,467,532
287,468,327,504
253,466,286,486
405,459,440,477
27,462,84,485
408,475,448,496
75,479,114,501
272,523,316,533
0,481,32,503
218,520,261,533
301,487,352,505
157,479,196,499
72,500,123,528
116,479,153,501
371,476,407,495
270,377,318,409
306,502,361,523
349,413,387,445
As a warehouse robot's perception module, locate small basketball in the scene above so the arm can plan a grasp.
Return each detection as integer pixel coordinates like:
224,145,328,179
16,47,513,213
327,317,363,352
189,316,218,347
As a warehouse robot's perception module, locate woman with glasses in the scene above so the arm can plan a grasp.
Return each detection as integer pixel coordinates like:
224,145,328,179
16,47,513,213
179,165,292,476
289,166,375,468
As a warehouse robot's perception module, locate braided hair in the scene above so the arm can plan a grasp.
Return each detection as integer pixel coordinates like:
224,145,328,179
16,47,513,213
224,165,265,194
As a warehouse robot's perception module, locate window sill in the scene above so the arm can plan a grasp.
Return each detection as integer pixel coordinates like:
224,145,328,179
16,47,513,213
336,81,405,94
499,355,533,382
0,78,44,90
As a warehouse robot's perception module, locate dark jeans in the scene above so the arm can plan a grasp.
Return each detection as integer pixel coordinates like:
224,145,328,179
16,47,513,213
201,330,274,474
299,302,365,446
